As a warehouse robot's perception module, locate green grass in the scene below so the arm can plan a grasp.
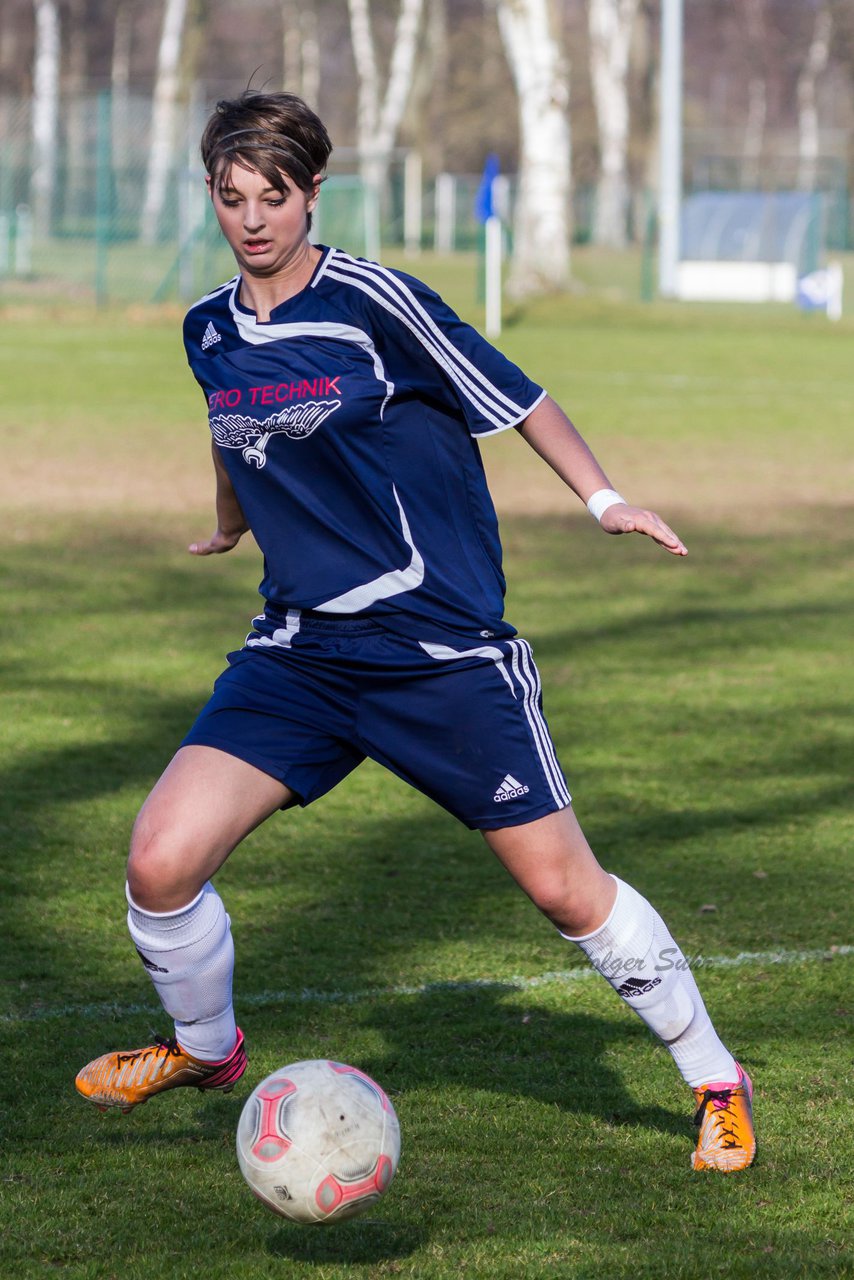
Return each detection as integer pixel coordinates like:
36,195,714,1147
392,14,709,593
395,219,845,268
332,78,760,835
1,254,853,1278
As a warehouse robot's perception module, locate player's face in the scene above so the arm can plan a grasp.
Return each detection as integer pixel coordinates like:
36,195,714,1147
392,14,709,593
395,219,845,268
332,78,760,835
207,162,319,276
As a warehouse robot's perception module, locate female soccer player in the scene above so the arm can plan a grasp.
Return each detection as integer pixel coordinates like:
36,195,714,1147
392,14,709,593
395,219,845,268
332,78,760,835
76,92,754,1172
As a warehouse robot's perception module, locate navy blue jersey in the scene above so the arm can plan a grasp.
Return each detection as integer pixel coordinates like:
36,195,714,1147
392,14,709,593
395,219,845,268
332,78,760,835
183,247,546,640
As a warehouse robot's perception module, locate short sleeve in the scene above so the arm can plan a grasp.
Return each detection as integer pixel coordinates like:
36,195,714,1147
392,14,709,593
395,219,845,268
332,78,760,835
326,258,546,436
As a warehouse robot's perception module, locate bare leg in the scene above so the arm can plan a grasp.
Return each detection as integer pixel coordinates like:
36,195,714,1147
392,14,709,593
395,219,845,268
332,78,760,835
128,744,293,910
121,745,294,1059
482,805,616,935
483,805,741,1093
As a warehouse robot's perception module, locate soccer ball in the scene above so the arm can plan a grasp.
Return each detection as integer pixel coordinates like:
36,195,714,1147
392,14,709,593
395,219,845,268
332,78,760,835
236,1059,401,1224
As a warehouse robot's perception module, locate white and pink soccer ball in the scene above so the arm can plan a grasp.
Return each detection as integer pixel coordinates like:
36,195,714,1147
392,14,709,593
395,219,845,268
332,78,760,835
236,1059,401,1224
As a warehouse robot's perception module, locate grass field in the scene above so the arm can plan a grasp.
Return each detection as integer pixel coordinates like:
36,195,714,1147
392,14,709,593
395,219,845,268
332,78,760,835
1,253,852,1279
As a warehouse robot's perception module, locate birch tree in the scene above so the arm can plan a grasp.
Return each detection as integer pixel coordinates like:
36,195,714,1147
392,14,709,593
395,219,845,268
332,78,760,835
741,0,767,186
347,0,424,193
495,0,571,295
797,3,832,190
405,0,447,175
140,0,188,244
587,0,638,248
282,0,320,106
31,0,60,239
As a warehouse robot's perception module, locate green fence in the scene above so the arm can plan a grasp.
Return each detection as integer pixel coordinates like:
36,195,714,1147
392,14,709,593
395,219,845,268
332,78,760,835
0,88,636,307
0,90,440,305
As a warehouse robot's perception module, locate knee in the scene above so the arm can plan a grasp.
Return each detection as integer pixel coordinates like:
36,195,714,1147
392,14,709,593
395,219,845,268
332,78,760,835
526,869,616,938
523,871,580,930
127,814,204,911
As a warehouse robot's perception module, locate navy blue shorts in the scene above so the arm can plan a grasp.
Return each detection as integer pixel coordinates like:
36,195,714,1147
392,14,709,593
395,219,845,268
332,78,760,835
182,609,571,831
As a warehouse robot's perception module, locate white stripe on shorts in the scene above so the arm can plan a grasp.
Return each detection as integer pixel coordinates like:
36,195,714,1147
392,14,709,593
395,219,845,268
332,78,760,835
508,640,571,808
246,609,302,650
420,636,570,810
418,640,517,696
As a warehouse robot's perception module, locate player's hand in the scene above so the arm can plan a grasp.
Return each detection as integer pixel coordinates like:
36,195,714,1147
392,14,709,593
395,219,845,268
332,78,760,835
188,527,246,556
599,504,687,556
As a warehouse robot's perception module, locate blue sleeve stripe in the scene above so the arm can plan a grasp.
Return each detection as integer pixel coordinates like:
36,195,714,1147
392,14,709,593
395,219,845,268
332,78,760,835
326,253,533,429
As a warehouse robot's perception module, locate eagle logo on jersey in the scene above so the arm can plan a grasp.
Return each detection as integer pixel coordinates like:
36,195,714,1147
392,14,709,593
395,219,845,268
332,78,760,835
210,401,341,468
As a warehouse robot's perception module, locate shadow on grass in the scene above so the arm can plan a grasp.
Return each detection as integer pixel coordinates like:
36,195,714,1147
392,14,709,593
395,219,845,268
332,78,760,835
357,985,686,1135
266,1219,428,1266
3,515,852,1078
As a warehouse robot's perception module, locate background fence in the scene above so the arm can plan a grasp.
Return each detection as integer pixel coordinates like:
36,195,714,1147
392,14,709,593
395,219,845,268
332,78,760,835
0,90,518,305
1,89,851,306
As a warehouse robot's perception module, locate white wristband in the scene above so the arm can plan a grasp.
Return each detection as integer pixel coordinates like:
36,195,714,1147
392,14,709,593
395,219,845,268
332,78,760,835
586,488,627,522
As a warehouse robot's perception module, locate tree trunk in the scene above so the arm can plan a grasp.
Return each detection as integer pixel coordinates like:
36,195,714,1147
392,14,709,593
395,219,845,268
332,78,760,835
31,0,61,240
347,0,424,194
588,0,638,248
282,0,320,106
140,0,188,244
64,0,88,222
111,5,132,163
111,3,134,219
406,0,447,176
496,0,571,296
741,0,766,187
301,6,321,108
797,4,832,191
631,0,657,238
742,77,766,186
348,0,380,183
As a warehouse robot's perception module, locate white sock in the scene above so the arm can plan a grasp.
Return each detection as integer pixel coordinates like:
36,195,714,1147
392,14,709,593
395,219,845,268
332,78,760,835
126,881,237,1062
562,876,738,1088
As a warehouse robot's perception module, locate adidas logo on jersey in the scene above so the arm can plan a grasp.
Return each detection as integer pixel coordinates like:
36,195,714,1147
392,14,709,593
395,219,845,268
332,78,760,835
493,773,530,803
201,321,222,351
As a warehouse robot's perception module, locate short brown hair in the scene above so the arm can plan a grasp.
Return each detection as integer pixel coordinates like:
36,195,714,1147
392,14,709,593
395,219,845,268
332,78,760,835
201,91,333,227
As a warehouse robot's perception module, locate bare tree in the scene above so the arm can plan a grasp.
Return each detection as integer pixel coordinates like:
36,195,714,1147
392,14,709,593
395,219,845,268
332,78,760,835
31,0,60,238
110,2,132,159
140,0,188,244
405,0,448,176
347,0,424,192
495,0,571,295
65,0,90,220
282,0,320,106
741,0,767,186
797,2,832,190
587,0,638,247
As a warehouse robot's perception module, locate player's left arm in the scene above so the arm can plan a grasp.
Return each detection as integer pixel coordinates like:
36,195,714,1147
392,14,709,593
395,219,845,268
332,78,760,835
517,395,687,557
188,441,251,556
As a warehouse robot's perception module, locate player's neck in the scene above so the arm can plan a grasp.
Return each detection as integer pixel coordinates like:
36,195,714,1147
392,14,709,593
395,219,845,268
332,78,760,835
238,243,321,321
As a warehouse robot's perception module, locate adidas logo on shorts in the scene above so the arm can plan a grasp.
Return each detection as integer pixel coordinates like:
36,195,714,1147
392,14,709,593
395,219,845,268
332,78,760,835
493,773,530,803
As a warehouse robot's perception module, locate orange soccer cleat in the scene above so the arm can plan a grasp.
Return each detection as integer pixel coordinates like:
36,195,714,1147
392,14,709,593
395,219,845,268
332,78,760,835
75,1029,247,1113
691,1063,756,1172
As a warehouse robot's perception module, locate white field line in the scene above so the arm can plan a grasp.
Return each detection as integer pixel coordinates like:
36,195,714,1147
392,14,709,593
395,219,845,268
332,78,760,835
2,945,852,1026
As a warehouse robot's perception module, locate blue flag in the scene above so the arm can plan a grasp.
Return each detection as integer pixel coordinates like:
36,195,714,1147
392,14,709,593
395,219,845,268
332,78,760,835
475,154,500,223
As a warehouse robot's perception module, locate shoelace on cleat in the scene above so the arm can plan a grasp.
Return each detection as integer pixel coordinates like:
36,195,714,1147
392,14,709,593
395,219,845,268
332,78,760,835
693,1085,741,1130
116,1036,182,1067
152,1035,182,1057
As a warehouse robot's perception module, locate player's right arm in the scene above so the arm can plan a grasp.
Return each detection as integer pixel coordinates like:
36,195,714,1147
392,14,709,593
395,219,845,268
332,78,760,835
518,395,688,557
189,441,250,556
